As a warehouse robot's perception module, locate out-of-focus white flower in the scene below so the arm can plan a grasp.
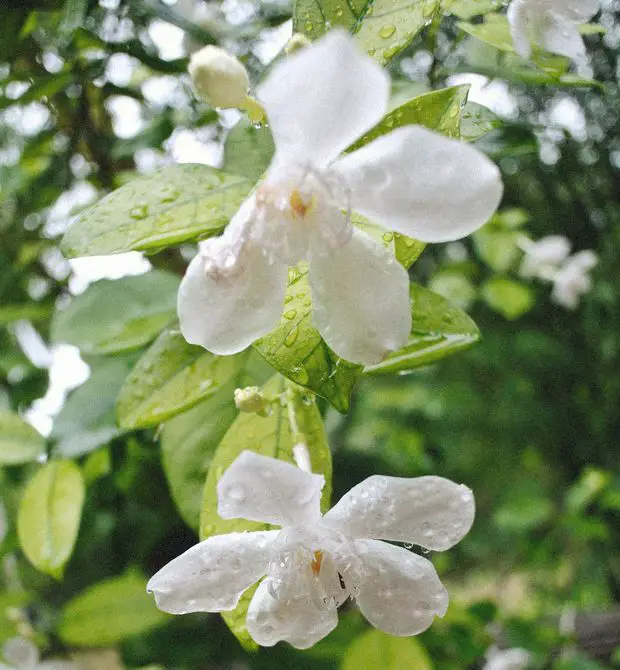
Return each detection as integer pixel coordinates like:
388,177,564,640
551,250,598,309
179,31,503,365
507,0,600,62
0,498,6,544
148,451,475,649
188,45,250,108
519,235,571,280
1,637,81,670
484,645,532,670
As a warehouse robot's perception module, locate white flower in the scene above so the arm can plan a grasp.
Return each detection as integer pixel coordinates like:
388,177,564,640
507,0,600,62
519,235,571,280
1,637,81,670
0,498,7,545
188,45,250,108
551,249,598,309
178,31,503,365
147,451,475,649
484,646,532,670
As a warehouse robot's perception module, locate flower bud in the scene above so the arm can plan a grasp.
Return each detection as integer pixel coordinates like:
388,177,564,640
234,387,269,414
188,45,249,108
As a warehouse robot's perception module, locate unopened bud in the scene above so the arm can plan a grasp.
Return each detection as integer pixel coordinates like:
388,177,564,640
234,387,269,414
188,45,249,108
285,33,312,55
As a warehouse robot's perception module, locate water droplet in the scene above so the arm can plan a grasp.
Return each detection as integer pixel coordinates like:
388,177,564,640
283,309,297,320
130,204,149,220
382,232,394,243
379,25,396,39
226,485,246,501
305,21,313,31
284,326,299,347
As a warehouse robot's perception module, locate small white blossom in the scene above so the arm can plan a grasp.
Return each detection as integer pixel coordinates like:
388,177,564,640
519,235,571,280
484,646,532,670
188,45,250,108
1,637,81,670
551,249,598,309
179,31,503,365
507,0,600,62
148,451,475,649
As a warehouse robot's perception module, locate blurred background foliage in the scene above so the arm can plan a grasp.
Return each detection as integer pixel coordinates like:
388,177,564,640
0,0,619,668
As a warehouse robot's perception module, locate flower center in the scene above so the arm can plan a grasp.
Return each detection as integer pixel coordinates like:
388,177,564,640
310,550,324,576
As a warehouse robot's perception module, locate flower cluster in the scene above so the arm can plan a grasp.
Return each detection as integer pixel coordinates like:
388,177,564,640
507,0,600,62
180,31,503,366
148,451,475,649
0,637,79,670
520,236,598,309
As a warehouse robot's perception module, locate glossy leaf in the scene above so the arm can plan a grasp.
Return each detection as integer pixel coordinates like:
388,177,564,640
254,266,362,414
481,277,534,320
117,328,247,429
60,165,251,258
223,119,274,182
294,0,440,64
350,85,470,152
460,102,502,142
58,572,167,646
160,388,238,531
0,411,46,465
342,629,433,670
51,271,179,355
52,355,137,458
364,283,480,375
443,0,497,19
17,461,85,579
200,375,332,648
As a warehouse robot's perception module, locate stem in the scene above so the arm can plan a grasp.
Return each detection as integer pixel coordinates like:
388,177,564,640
284,381,313,473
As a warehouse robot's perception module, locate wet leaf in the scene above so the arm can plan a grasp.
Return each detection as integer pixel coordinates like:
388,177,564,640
17,461,85,579
0,411,46,465
342,629,433,670
481,277,534,320
223,119,274,182
61,165,251,258
364,283,480,375
51,272,179,355
254,266,362,414
117,329,247,429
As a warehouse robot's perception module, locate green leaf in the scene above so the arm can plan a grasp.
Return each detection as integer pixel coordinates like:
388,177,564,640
17,461,85,579
481,277,534,320
51,271,179,355
0,9,28,61
294,0,440,64
342,629,433,670
254,266,362,414
394,234,426,269
117,328,247,429
160,389,238,531
364,283,480,375
58,571,168,646
460,101,502,142
0,411,46,465
223,119,274,182
52,355,137,458
473,226,521,272
57,0,88,46
443,0,498,19
350,85,470,150
60,165,251,258
199,375,332,648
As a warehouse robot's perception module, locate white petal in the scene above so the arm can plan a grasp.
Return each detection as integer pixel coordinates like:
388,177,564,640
39,663,82,670
257,31,389,168
507,0,534,58
309,228,411,365
323,475,475,551
333,126,503,243
247,578,338,649
546,0,599,22
539,12,587,60
355,539,448,636
178,198,288,355
2,638,39,668
217,451,324,527
147,530,278,614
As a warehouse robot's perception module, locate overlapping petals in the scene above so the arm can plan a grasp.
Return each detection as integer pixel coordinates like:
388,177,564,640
178,30,503,366
148,451,476,649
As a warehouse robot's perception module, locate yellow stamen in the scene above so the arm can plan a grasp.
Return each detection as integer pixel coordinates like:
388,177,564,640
310,550,324,576
289,189,313,218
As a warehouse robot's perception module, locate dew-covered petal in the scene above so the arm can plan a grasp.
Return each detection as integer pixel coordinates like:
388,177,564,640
309,227,411,365
543,0,599,23
355,539,449,636
246,577,339,649
147,530,278,614
332,126,503,243
177,196,288,355
39,663,83,670
217,451,325,527
257,31,389,168
323,475,475,551
2,638,39,668
538,12,586,60
507,0,534,58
